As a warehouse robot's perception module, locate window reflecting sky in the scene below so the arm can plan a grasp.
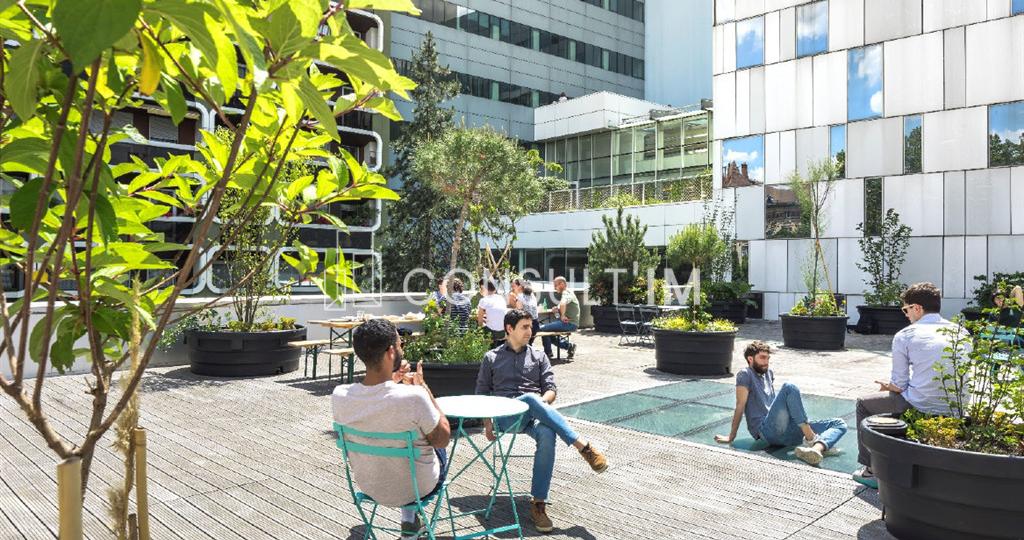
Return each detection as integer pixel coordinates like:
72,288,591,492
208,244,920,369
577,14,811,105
1014,0,1024,15
830,125,846,158
990,101,1024,167
736,17,764,69
848,45,883,121
722,135,764,187
797,1,828,57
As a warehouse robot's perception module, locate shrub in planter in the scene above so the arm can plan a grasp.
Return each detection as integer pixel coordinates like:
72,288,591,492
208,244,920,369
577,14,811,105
862,303,1024,540
782,291,849,350
854,209,912,334
652,294,738,375
587,208,664,331
703,281,755,324
403,301,493,397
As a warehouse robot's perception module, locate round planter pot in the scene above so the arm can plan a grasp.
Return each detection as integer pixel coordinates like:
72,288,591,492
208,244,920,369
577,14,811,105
960,307,986,323
590,304,625,334
653,329,737,375
780,314,849,350
418,362,481,398
856,305,910,335
860,420,1024,540
708,300,748,324
186,326,305,377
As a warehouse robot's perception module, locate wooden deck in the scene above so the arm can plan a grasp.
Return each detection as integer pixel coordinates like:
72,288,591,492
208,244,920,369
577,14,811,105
0,324,897,539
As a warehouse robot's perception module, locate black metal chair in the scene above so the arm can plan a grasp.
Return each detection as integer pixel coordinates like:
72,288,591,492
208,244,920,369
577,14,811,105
616,304,642,345
637,305,661,344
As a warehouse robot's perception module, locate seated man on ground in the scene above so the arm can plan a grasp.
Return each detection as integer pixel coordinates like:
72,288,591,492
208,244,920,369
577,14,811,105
539,276,579,359
476,309,608,534
715,340,848,466
331,319,451,539
853,282,968,489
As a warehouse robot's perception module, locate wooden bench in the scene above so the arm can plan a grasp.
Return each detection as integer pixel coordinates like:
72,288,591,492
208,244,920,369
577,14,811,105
534,331,575,361
288,339,331,379
323,348,357,383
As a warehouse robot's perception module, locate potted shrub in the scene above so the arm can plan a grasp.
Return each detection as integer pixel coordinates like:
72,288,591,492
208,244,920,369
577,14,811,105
962,272,1024,322
854,209,912,334
780,160,849,350
587,207,664,332
403,300,493,397
704,281,755,324
652,293,737,375
860,304,1024,540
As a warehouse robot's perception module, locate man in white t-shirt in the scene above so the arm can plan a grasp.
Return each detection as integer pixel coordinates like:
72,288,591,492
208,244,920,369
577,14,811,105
332,318,451,539
477,279,509,348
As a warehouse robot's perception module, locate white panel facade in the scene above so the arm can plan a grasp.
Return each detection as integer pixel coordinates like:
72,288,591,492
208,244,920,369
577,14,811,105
748,240,767,290
921,107,988,173
735,69,751,135
779,130,796,181
749,67,766,133
884,173,945,237
723,22,737,74
965,236,988,289
829,0,865,51
713,73,736,140
965,17,1024,106
713,25,724,75
765,239,789,291
943,171,966,235
837,238,870,295
824,178,864,238
989,236,1024,274
716,0,736,24
943,27,966,109
812,51,847,126
965,168,1012,236
787,239,838,293
923,0,987,32
764,10,780,64
943,236,966,298
735,0,765,21
778,7,796,61
795,126,829,177
795,57,814,128
900,237,945,287
735,186,765,240
847,117,904,178
762,292,780,320
884,32,945,116
1013,167,1024,234
987,0,1011,21
765,61,797,132
764,131,782,183
865,0,923,45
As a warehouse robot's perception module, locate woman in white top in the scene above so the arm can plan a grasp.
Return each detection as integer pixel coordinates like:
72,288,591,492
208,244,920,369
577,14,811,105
509,278,540,345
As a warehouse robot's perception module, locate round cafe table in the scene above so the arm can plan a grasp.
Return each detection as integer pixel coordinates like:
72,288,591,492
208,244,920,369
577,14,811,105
436,395,529,540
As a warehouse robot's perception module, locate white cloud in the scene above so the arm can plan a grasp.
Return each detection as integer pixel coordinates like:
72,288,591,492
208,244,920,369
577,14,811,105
737,17,764,43
870,91,883,115
855,45,883,86
749,166,765,182
797,4,827,40
993,128,1024,143
725,149,759,163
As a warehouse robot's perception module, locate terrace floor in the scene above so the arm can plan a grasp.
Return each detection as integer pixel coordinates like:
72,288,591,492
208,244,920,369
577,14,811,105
0,321,898,539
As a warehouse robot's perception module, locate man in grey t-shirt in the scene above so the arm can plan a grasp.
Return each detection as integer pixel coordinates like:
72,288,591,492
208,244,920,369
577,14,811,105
715,341,848,466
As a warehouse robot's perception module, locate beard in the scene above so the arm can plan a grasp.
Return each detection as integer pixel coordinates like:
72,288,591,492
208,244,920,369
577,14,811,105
391,348,405,372
751,363,769,374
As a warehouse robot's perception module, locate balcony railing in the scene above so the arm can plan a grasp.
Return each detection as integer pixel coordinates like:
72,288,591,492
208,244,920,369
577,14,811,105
535,176,712,213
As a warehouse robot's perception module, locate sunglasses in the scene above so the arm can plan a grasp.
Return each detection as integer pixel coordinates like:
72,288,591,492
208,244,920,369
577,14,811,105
900,305,917,315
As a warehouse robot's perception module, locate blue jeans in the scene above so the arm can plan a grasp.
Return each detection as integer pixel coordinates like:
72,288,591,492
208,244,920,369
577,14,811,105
540,320,577,356
495,393,580,501
402,448,448,506
757,383,847,450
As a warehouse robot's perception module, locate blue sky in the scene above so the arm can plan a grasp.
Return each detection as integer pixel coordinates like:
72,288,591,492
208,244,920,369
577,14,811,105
1014,0,1024,15
723,135,765,183
989,101,1024,144
736,17,764,69
797,1,828,57
848,45,883,121
830,125,845,159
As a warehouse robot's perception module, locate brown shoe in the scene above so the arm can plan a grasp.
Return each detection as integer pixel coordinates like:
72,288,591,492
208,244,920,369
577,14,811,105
579,443,608,472
530,500,553,533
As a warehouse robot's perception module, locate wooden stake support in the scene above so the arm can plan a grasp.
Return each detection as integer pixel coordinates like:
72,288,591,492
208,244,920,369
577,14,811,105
57,457,83,540
133,428,150,540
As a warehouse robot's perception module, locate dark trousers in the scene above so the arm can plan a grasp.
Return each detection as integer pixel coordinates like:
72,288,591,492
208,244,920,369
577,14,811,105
490,329,506,349
856,391,911,467
528,319,540,346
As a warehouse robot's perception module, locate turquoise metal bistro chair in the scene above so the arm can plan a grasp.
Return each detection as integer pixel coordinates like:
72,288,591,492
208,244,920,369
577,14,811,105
333,422,448,540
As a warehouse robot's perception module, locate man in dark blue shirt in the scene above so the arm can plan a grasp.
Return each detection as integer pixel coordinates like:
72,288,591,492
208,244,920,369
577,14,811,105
475,309,607,533
715,341,847,466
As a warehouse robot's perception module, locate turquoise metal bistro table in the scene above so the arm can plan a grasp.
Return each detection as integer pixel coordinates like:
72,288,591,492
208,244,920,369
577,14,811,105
436,395,529,540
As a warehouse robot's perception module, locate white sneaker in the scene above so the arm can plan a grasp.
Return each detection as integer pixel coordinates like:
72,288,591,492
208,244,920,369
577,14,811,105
794,444,824,466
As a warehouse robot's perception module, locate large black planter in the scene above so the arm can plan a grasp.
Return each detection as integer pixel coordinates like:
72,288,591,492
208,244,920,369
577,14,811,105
860,419,1024,540
653,329,737,375
418,362,481,398
960,307,986,322
780,314,848,350
186,326,305,377
855,305,910,334
590,304,624,333
708,300,748,324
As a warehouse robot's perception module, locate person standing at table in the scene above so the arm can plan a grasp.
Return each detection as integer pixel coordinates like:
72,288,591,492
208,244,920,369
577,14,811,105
475,309,608,533
509,278,540,345
477,279,509,348
331,319,451,539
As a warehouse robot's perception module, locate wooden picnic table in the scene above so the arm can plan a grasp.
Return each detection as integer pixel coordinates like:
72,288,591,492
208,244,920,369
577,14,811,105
308,315,426,348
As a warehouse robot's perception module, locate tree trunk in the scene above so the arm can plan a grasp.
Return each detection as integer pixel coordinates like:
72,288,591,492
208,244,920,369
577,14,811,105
449,198,471,273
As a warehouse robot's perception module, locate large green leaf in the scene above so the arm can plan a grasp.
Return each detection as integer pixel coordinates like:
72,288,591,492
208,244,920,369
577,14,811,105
296,74,338,141
211,0,267,85
0,137,50,174
52,0,142,70
6,40,43,120
94,194,119,245
156,74,187,124
260,0,319,58
149,0,238,99
9,177,46,231
138,30,161,95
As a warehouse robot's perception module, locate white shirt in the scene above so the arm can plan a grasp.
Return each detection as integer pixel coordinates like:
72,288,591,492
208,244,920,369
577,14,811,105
331,382,441,507
890,313,969,415
478,294,509,332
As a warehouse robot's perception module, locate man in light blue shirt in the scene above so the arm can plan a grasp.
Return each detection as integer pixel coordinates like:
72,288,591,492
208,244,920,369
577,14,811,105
853,282,967,488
